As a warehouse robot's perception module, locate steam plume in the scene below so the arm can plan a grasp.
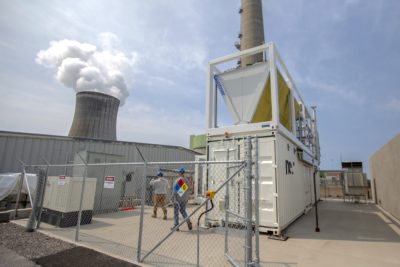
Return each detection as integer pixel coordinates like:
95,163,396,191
36,33,133,105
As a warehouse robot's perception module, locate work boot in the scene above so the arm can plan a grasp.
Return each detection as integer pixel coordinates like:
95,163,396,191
187,221,193,231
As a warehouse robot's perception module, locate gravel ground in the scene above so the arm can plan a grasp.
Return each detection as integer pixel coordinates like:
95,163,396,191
0,222,75,259
0,222,140,266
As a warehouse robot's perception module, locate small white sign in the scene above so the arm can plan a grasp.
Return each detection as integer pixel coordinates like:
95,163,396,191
58,175,66,186
104,176,115,189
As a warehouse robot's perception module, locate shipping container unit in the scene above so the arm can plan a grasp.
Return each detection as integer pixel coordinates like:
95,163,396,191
204,43,321,235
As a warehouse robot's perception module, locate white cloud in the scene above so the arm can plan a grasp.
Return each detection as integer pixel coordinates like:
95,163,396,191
36,34,137,105
36,40,96,67
57,58,88,88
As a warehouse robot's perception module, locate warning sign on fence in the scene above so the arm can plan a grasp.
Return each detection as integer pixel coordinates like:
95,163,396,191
104,176,115,189
58,175,66,186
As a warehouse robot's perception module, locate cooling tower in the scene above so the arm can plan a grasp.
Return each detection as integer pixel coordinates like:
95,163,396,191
68,91,119,140
238,0,265,67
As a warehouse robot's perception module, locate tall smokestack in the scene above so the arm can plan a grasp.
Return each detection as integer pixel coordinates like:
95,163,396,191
68,91,119,140
237,0,265,67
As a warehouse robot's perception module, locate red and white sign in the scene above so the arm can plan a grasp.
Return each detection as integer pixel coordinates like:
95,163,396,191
104,176,115,189
58,175,66,186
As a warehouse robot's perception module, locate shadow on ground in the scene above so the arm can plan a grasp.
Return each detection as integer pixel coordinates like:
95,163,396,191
34,247,139,267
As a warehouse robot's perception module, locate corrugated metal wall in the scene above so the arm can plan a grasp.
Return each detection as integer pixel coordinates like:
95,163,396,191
369,133,400,221
0,131,197,175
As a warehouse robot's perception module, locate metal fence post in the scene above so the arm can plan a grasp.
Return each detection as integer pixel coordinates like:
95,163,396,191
26,168,46,232
313,169,320,232
23,170,34,207
36,165,49,229
75,164,88,242
197,219,200,267
224,148,230,254
137,162,147,262
245,137,253,266
14,166,26,219
253,136,260,265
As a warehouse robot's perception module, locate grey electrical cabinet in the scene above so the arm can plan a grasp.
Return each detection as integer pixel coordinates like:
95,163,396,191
41,176,97,227
43,176,97,212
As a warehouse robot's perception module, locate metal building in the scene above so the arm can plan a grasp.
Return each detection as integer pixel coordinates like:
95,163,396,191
0,131,198,213
0,131,196,172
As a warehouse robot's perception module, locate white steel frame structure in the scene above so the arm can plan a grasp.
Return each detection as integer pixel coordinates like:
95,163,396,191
205,42,320,163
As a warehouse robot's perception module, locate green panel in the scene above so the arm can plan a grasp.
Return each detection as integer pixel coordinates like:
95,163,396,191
190,134,206,150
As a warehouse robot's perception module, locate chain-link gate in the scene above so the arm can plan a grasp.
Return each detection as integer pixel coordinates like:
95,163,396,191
136,137,259,266
137,160,248,266
21,136,260,267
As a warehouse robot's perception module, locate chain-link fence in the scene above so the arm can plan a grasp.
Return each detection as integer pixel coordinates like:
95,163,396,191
138,160,249,266
21,137,260,267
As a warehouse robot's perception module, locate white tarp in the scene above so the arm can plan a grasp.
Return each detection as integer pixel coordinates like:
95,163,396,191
0,173,38,202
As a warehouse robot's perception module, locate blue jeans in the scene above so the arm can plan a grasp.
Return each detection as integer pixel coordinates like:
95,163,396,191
173,201,189,226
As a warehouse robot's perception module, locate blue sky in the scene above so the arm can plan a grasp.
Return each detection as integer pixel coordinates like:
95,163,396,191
0,0,399,172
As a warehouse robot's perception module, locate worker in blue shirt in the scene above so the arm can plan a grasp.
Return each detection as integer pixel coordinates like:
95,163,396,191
172,167,192,231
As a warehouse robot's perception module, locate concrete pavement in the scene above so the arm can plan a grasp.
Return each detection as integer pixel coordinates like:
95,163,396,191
259,200,400,267
12,200,400,266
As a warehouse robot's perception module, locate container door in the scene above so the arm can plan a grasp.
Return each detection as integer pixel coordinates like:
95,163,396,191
194,155,206,196
258,137,277,227
206,139,239,222
88,153,106,213
304,165,312,207
101,154,124,212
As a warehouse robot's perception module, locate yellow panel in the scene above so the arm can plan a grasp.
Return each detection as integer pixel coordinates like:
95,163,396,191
294,99,300,120
251,70,292,132
278,71,292,131
251,77,272,123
